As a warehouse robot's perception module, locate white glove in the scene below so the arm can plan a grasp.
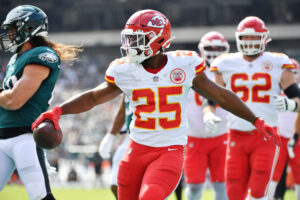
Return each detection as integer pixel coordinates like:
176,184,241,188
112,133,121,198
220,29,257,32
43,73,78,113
273,95,297,112
45,158,57,176
288,134,298,159
98,132,116,159
203,112,221,135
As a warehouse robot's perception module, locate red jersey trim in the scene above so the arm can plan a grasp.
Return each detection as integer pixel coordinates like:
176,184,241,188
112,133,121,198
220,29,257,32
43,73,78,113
105,74,116,85
195,62,206,75
210,66,218,72
282,64,295,69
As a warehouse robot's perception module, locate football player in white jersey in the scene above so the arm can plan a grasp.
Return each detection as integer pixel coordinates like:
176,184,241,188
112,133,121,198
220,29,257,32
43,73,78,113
32,11,280,200
268,58,300,200
209,16,300,200
184,31,229,200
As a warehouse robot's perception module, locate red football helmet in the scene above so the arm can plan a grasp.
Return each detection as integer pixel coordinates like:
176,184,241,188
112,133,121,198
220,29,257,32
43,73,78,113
291,58,300,83
236,16,270,56
120,9,173,63
198,31,229,64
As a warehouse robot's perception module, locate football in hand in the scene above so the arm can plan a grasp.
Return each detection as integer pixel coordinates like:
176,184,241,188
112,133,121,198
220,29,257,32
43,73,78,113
33,120,62,150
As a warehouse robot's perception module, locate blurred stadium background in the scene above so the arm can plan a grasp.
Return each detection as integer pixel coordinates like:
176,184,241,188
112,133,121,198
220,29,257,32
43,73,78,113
0,0,299,199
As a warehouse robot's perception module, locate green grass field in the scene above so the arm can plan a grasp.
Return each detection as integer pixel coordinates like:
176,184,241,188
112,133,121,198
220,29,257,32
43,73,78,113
0,185,296,200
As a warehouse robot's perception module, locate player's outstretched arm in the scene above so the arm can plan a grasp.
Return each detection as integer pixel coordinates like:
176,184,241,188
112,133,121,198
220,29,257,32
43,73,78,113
32,82,122,130
192,73,256,123
60,82,122,114
192,73,281,145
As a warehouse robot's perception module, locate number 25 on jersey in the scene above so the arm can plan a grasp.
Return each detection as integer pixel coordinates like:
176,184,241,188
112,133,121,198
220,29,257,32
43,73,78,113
132,86,183,130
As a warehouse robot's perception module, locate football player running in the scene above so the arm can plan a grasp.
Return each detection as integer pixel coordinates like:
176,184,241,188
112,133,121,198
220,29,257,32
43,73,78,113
32,10,279,200
209,16,300,200
98,94,132,199
184,31,229,200
0,5,81,200
267,58,300,200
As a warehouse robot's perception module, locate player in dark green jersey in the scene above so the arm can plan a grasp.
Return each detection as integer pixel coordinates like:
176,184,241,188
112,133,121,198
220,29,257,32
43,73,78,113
0,5,81,200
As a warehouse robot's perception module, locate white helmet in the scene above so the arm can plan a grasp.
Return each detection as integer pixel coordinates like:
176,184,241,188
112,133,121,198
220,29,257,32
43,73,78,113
236,16,270,56
198,31,229,64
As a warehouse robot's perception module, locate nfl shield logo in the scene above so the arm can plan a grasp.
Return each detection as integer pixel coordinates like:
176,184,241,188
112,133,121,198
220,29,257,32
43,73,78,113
153,75,159,82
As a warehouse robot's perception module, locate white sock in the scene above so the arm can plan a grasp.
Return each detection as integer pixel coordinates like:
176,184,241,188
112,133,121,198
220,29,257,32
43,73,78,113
212,182,228,200
295,184,300,200
185,183,204,200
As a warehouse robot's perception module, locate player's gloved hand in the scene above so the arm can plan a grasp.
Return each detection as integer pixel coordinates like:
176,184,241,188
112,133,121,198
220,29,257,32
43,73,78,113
273,95,297,112
98,132,116,159
288,134,298,159
203,111,221,135
32,106,62,131
253,117,281,146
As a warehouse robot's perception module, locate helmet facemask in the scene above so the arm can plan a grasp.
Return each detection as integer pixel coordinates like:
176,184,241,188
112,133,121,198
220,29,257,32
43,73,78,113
236,29,269,56
120,29,164,64
199,43,229,65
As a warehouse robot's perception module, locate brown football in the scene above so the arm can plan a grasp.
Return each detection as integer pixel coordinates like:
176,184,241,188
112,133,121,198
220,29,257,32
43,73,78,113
33,120,62,150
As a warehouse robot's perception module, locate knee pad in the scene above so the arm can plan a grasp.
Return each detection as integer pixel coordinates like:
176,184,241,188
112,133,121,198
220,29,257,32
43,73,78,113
26,182,47,200
226,183,247,200
226,157,243,180
139,184,165,200
250,170,272,198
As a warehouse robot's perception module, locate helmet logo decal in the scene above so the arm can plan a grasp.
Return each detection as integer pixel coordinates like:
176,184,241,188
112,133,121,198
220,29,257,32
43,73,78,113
261,61,273,72
147,16,165,28
38,52,58,63
170,68,186,84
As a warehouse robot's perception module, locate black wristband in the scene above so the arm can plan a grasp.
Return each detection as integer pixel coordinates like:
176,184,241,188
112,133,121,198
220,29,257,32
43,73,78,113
294,133,299,141
202,98,216,108
251,117,258,124
284,83,300,99
293,102,298,111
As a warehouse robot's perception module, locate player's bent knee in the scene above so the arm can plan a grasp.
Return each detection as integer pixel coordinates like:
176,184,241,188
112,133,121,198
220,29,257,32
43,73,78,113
139,184,165,200
26,183,47,200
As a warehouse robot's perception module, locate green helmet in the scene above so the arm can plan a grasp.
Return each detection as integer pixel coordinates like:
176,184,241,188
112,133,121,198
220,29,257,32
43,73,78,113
0,5,48,53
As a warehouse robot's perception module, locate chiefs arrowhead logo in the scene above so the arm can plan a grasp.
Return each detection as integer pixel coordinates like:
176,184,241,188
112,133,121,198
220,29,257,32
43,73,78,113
262,61,273,72
170,68,186,84
147,16,165,28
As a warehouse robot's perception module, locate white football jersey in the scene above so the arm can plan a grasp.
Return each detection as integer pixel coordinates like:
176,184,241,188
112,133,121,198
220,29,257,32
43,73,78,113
105,51,206,147
211,52,294,131
187,69,228,138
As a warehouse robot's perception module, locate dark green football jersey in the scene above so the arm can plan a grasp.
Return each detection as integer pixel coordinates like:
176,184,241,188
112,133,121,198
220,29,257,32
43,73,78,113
124,96,133,131
0,46,61,128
